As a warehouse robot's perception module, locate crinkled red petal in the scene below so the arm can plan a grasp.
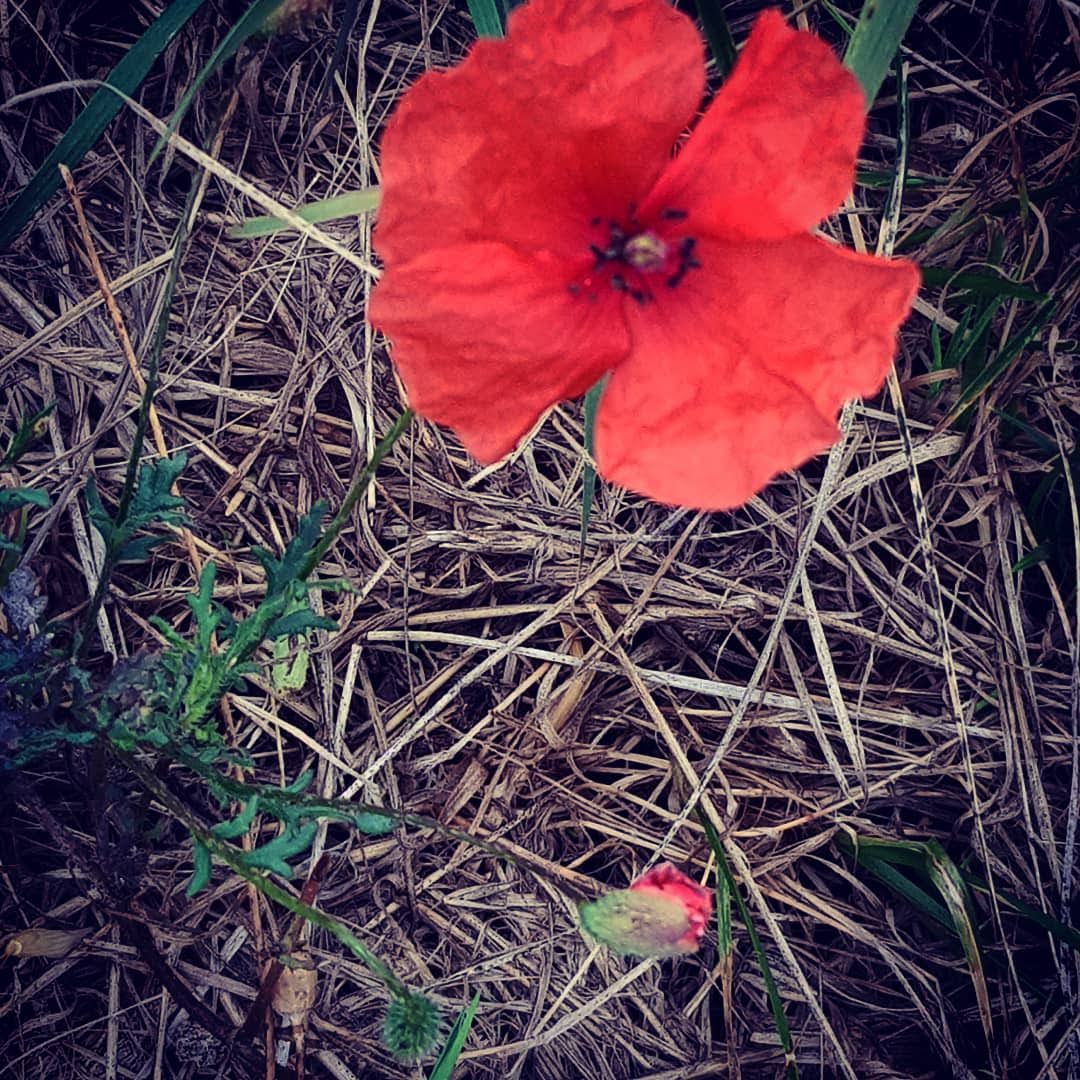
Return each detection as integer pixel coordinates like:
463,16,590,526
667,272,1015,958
374,0,705,268
630,863,713,920
595,235,920,508
641,9,866,242
369,242,628,463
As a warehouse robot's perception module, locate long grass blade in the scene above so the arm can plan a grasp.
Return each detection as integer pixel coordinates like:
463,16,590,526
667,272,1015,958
924,840,992,1043
579,377,606,546
467,0,505,38
843,0,919,104
700,813,797,1079
427,993,480,1080
228,188,381,238
694,0,737,79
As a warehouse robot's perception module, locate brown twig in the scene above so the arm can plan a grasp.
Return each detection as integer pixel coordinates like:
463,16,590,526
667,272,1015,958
59,162,204,579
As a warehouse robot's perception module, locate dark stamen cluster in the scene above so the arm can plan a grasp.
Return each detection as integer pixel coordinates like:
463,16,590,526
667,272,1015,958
575,208,700,306
666,237,700,289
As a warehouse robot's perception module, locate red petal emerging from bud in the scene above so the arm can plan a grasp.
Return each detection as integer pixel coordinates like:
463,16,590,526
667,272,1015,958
580,863,713,957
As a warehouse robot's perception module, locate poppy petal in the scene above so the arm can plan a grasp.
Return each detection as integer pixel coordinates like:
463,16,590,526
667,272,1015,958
641,9,866,242
595,234,919,508
370,242,629,463
374,0,705,267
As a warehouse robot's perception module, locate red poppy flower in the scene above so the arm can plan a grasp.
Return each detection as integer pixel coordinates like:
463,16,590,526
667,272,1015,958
579,862,713,956
369,0,919,509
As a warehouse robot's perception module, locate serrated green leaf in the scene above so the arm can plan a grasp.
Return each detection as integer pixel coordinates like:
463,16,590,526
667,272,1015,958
243,821,318,876
185,562,221,652
186,838,213,896
127,454,188,531
0,488,49,513
0,0,207,249
210,796,261,839
284,771,314,796
253,503,327,595
264,608,337,641
354,810,397,836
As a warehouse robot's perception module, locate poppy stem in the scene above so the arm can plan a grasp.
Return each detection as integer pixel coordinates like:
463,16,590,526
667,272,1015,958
300,407,414,579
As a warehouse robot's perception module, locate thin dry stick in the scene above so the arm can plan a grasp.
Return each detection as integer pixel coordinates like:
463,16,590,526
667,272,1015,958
59,163,204,578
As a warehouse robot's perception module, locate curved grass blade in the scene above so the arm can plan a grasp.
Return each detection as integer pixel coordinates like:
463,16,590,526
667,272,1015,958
919,267,1047,302
924,840,992,1042
839,834,992,1042
150,0,283,164
843,0,919,105
427,993,480,1080
0,0,207,249
228,188,380,238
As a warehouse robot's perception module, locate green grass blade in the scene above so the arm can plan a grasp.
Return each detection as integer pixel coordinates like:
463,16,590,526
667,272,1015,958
694,0,737,80
0,0,207,249
467,0,505,38
700,813,797,1079
924,840,992,1041
150,0,284,163
859,854,954,929
945,297,1058,424
579,377,606,547
228,188,381,238
427,992,480,1080
919,267,1047,302
843,0,919,104
965,870,1080,952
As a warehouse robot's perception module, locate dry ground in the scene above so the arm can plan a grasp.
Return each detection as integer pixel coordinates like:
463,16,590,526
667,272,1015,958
0,0,1078,1077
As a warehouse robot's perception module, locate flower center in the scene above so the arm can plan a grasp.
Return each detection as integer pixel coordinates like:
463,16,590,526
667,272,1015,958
571,208,700,305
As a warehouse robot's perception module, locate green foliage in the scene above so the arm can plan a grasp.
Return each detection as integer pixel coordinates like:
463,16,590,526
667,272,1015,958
1013,437,1079,597
86,454,189,564
427,993,480,1080
579,376,606,547
8,386,438,1064
693,0,736,79
0,0,207,248
0,406,53,583
466,0,504,39
842,0,920,105
1,405,54,468
229,189,381,239
699,813,797,1079
0,488,48,515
